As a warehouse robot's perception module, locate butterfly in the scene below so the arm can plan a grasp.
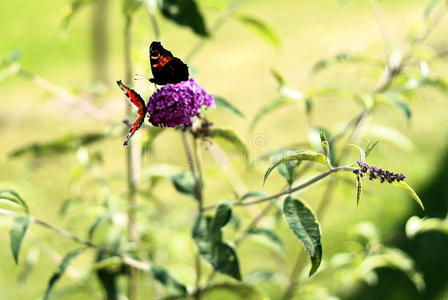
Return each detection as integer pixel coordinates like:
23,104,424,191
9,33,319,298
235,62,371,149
149,41,189,85
117,42,189,145
117,80,146,146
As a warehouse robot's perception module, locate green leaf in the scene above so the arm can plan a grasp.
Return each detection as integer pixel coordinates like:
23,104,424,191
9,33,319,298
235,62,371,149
0,190,29,212
364,125,413,151
356,175,362,208
248,228,285,253
264,151,328,184
44,248,86,300
308,126,335,165
271,68,285,87
391,181,424,210
250,97,297,131
202,282,268,300
374,93,412,123
211,242,242,280
283,197,322,276
61,0,94,30
361,248,425,292
280,87,304,100
209,129,249,163
170,171,196,197
0,51,21,82
364,140,380,158
420,77,448,93
150,266,187,296
312,53,381,73
9,215,31,264
211,202,232,240
192,213,241,280
240,190,270,201
122,0,142,18
160,0,209,37
424,0,443,19
214,96,245,118
270,151,300,185
9,132,107,158
88,204,145,239
235,13,281,49
405,216,448,238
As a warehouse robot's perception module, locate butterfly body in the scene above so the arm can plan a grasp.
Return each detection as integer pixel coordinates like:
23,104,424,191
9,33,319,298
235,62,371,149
149,41,189,85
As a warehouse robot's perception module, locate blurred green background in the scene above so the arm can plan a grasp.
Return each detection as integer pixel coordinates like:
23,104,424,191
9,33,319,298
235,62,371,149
1,0,447,299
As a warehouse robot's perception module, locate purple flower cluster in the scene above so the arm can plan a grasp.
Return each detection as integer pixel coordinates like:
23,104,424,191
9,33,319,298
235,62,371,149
147,78,215,127
353,160,406,183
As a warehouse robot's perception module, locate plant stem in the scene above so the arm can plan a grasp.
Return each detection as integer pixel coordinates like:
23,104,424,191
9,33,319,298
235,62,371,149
202,166,356,211
0,208,151,271
181,130,203,299
280,6,448,298
143,0,161,41
124,16,141,300
185,0,246,62
18,69,111,122
92,0,110,84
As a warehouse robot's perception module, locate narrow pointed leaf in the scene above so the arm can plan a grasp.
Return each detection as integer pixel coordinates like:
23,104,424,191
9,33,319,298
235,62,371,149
283,197,322,276
240,190,270,201
214,96,245,118
10,215,31,264
364,140,380,158
250,97,298,131
0,190,29,212
271,68,285,87
264,151,328,184
364,125,413,151
44,248,86,300
161,0,209,36
236,14,280,49
209,129,249,163
61,0,94,30
9,132,107,158
150,266,187,296
356,175,362,208
405,216,448,238
392,181,424,210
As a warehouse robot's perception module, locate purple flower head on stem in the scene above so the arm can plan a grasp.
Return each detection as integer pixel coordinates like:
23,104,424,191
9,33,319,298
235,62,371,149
354,160,406,184
147,78,215,128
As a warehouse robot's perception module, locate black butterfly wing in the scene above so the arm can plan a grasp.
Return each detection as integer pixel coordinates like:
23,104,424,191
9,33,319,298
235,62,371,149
153,58,189,85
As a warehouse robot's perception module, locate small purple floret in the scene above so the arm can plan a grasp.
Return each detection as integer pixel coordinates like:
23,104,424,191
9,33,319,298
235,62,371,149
147,78,215,128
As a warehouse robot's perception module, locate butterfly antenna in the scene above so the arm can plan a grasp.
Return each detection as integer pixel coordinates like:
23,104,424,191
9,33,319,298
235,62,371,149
134,73,149,81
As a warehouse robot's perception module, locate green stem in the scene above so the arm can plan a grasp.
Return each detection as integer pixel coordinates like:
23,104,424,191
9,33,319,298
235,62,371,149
185,0,246,62
181,130,203,299
202,166,356,211
0,208,150,271
124,16,140,300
